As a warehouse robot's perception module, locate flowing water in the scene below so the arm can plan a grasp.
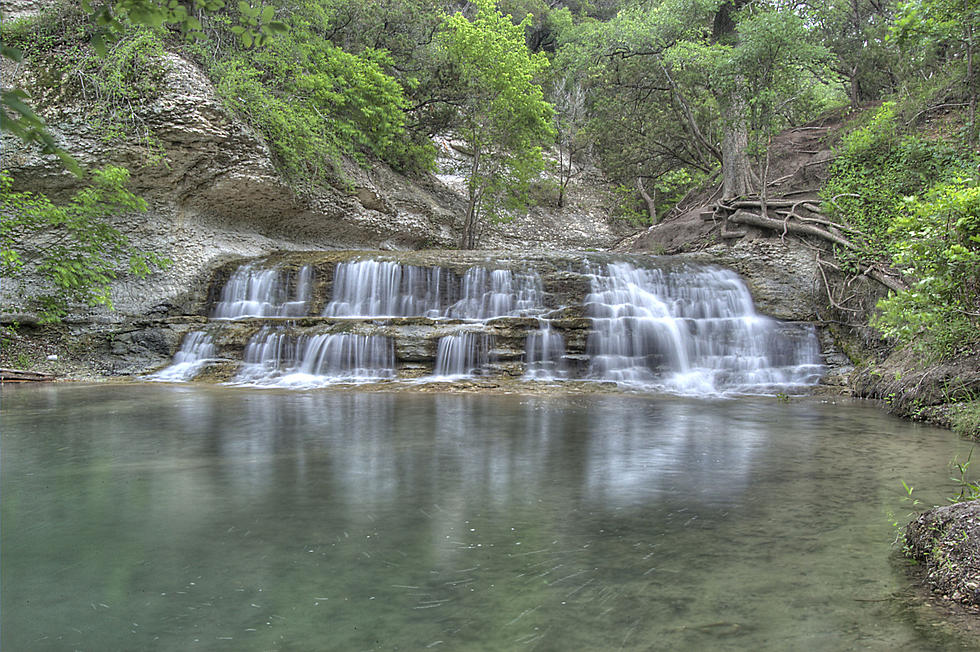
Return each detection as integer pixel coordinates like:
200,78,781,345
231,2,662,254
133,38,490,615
155,256,823,393
3,383,977,651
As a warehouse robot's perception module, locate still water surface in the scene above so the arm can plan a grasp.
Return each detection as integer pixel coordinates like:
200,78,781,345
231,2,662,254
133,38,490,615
2,384,976,650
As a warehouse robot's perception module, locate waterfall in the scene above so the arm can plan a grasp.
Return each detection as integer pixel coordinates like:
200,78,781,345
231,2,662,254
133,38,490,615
148,331,216,381
324,260,545,319
152,254,826,394
524,321,567,380
585,262,823,394
446,268,544,319
433,333,493,377
235,327,395,386
324,260,448,318
212,264,314,319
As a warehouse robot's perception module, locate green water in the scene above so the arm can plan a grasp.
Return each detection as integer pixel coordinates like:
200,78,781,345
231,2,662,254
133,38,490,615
1,384,975,650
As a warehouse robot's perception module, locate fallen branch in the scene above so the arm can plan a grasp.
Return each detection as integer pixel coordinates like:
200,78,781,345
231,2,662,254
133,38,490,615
1,368,57,382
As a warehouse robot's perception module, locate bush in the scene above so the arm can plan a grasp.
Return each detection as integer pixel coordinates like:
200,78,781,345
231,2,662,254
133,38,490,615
1,167,169,322
874,179,980,356
191,0,435,187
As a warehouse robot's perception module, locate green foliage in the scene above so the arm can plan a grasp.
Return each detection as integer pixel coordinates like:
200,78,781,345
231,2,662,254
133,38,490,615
823,104,966,248
948,448,980,501
555,0,837,212
951,401,980,439
825,102,980,357
612,184,649,225
0,0,287,174
874,178,980,355
192,0,431,185
437,0,555,247
0,167,169,323
79,0,286,52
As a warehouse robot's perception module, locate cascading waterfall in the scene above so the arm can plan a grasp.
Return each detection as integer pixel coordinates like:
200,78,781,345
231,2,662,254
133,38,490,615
323,260,545,319
585,262,823,393
524,321,567,380
324,261,449,318
148,331,216,381
153,254,825,393
433,332,493,377
236,327,395,386
446,267,544,319
212,264,314,319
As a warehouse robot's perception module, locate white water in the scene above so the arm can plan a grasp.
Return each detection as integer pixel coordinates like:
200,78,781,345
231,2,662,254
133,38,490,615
156,256,825,394
524,321,568,380
446,267,544,319
324,260,545,319
433,332,493,378
235,327,395,386
324,261,448,318
586,262,823,394
147,331,216,381
212,264,313,319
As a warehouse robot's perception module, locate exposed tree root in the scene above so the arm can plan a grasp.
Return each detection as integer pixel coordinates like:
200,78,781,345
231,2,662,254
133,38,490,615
711,196,908,294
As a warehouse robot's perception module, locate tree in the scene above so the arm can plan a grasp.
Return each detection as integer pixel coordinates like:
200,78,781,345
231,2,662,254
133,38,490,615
552,74,590,208
801,0,900,107
557,0,831,206
892,0,980,145
437,0,555,249
0,167,169,323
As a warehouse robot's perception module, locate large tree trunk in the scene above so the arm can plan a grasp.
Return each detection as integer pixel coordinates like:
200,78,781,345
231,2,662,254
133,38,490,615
713,0,753,200
720,88,753,199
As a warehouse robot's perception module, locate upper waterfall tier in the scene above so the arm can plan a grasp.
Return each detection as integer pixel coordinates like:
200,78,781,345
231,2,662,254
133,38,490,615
212,264,314,319
154,251,825,395
324,260,545,319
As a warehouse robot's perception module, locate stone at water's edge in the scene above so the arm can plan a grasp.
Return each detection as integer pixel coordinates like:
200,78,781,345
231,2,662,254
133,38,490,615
906,500,980,609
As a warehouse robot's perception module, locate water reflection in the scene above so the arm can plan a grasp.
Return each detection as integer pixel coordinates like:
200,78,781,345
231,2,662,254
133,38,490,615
1,385,974,651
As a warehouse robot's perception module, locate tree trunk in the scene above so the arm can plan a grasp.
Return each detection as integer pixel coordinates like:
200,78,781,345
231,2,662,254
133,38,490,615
636,177,658,224
460,148,482,250
721,87,753,199
967,7,977,147
713,1,753,200
849,65,860,108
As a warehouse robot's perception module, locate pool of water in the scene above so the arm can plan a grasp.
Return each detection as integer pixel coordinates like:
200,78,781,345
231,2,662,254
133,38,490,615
1,383,976,650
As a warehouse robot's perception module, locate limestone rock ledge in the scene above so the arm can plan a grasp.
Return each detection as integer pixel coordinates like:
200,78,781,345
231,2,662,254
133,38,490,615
906,500,980,610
